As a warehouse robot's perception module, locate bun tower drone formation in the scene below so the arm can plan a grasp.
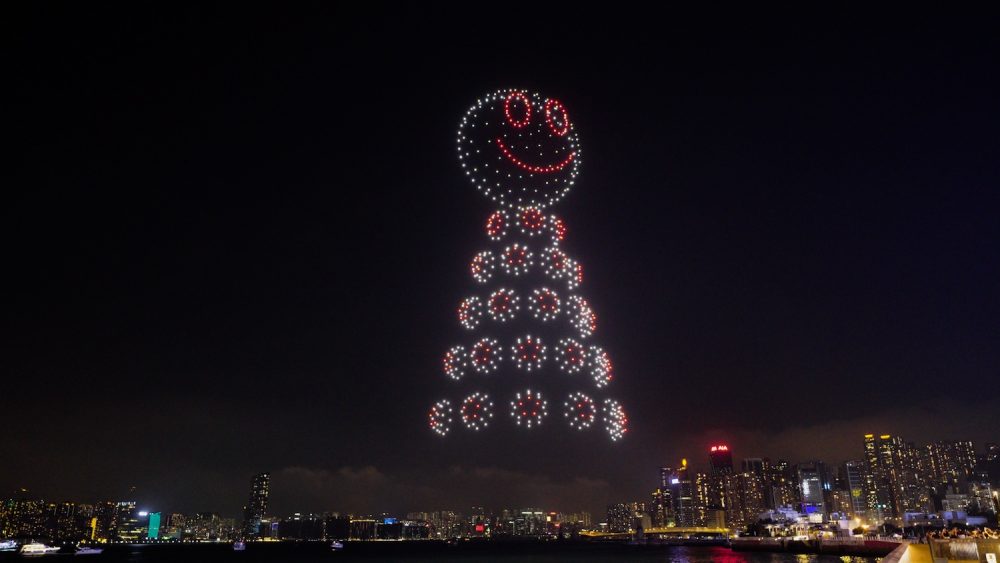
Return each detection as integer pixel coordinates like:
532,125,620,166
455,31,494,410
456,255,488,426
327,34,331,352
428,89,629,441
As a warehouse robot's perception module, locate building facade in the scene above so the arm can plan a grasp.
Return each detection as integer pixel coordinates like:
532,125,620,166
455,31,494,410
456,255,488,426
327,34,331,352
241,472,270,538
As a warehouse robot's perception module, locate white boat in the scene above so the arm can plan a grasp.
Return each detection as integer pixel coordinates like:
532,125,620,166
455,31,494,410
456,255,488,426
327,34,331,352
75,546,104,555
331,540,344,551
232,541,246,551
21,542,61,555
0,540,18,551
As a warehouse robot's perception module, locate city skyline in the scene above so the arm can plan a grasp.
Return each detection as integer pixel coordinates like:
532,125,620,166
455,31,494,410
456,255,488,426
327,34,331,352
6,6,999,523
3,434,996,547
4,434,996,521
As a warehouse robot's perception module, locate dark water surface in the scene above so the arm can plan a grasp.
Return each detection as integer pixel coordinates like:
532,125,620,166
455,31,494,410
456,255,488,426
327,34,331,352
28,542,882,562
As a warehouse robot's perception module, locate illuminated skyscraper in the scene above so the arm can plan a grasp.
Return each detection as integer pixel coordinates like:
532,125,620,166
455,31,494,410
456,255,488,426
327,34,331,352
796,461,827,515
605,503,631,533
709,445,733,475
659,466,675,490
705,445,733,518
767,459,797,509
983,443,1000,487
672,459,695,527
242,472,270,538
147,512,161,540
862,434,890,519
0,497,45,538
841,460,867,518
723,471,766,529
650,488,670,527
52,502,80,541
112,501,139,541
877,435,906,517
604,502,648,533
925,440,978,486
897,439,930,513
92,501,117,540
653,464,676,526
862,434,929,520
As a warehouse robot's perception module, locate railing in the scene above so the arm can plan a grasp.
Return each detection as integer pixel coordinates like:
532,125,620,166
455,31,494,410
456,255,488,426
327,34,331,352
929,538,1000,562
733,535,901,543
823,535,902,544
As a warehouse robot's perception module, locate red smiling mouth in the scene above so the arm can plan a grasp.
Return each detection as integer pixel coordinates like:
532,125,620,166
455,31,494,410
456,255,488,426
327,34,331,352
496,138,576,174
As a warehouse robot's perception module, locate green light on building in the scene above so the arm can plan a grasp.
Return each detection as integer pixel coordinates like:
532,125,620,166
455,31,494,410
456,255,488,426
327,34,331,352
147,512,161,539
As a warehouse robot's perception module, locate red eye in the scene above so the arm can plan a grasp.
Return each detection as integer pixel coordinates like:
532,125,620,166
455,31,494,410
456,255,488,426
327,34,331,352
504,91,531,128
545,99,570,136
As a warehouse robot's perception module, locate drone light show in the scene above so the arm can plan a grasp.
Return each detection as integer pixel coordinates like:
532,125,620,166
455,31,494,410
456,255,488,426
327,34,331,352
429,88,629,441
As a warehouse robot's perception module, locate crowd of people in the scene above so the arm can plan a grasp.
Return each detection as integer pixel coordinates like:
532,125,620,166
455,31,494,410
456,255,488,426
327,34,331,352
925,527,1000,540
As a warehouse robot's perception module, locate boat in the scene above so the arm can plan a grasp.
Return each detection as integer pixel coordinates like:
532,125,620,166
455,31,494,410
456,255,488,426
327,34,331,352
331,540,344,551
21,542,61,555
75,546,104,555
0,540,18,552
233,541,246,551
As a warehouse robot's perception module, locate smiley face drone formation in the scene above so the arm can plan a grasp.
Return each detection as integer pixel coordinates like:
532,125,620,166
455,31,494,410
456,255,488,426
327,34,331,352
458,90,580,209
429,89,628,441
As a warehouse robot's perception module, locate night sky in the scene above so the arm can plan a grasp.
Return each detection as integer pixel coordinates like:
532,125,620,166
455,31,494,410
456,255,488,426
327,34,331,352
6,6,999,518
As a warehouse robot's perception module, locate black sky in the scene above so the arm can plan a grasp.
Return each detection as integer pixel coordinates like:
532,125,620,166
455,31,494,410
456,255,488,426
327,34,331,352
5,5,999,517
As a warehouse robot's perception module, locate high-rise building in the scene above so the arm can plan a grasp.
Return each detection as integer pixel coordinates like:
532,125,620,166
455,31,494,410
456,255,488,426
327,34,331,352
879,435,906,517
561,512,592,528
862,434,931,520
742,458,766,477
796,461,826,513
655,464,675,526
897,440,930,514
723,471,766,529
710,445,734,475
767,459,797,509
147,512,161,539
606,503,631,533
92,501,117,540
512,509,546,536
827,489,852,518
112,501,140,541
870,437,921,515
659,466,675,490
242,472,270,538
982,443,1000,487
672,459,695,527
657,460,696,526
985,443,999,463
50,501,81,541
969,481,998,516
841,460,867,518
925,441,978,486
863,434,891,520
693,472,711,525
701,446,765,528
0,497,45,538
605,502,646,533
650,489,669,527
705,445,733,517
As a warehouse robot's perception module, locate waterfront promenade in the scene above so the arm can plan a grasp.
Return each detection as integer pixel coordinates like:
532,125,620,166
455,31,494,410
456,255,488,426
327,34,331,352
884,539,1000,563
